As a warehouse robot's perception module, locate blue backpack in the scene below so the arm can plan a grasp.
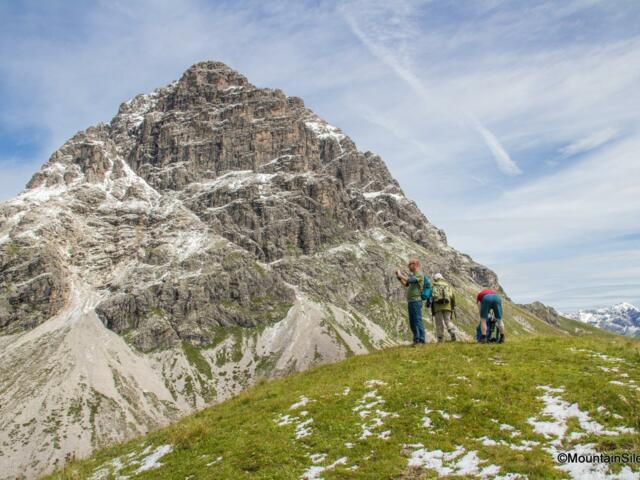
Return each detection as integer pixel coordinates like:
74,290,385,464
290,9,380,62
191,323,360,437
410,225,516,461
421,276,432,301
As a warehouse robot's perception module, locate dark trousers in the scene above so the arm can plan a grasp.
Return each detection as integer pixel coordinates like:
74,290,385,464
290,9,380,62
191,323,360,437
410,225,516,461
408,300,425,343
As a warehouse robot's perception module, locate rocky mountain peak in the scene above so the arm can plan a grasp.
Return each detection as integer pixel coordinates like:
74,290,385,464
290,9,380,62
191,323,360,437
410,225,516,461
2,60,501,338
178,60,251,90
0,61,507,479
520,301,561,326
611,302,639,314
567,302,640,337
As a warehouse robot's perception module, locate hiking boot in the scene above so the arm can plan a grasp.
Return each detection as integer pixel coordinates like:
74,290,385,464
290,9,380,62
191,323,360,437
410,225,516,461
448,330,456,342
478,335,487,344
498,334,505,344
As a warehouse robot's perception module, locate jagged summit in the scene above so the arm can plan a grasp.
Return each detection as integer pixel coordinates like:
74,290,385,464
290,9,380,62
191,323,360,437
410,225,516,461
15,60,454,265
178,60,251,89
1,61,524,479
567,302,640,337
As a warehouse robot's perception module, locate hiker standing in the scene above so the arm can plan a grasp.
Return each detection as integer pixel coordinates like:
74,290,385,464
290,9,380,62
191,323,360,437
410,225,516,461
430,273,457,342
477,289,505,343
395,258,425,345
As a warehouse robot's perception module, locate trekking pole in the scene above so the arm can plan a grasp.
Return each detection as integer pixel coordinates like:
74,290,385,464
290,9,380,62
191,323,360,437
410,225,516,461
452,308,458,340
432,307,437,342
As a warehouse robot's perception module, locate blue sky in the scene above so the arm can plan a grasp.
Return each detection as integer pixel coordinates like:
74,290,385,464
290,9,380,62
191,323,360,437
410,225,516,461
1,0,639,312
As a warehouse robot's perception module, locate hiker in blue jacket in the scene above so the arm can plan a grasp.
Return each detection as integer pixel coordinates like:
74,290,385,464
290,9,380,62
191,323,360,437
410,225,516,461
395,258,425,346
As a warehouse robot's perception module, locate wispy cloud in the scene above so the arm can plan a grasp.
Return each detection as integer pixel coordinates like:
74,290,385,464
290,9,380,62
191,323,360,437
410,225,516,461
559,127,619,158
471,119,522,175
454,133,640,258
496,248,640,312
340,0,521,176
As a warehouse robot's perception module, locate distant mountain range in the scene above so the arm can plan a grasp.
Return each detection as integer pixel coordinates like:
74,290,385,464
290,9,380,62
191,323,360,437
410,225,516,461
566,303,640,337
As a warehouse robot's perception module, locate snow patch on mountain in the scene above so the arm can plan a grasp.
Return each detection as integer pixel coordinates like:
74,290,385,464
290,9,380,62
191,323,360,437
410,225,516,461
304,119,345,143
566,302,640,337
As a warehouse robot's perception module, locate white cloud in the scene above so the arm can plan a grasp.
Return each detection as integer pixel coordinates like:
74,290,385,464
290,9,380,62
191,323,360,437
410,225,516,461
496,248,640,312
559,127,619,157
472,119,522,175
340,0,521,177
452,133,640,257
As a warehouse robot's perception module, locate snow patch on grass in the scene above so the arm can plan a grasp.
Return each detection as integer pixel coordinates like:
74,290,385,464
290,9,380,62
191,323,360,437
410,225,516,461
295,418,314,439
135,444,173,473
406,445,504,478
364,379,387,387
290,395,312,410
528,385,638,478
528,385,635,445
301,456,347,480
546,443,640,480
437,410,461,420
422,407,434,429
475,436,539,452
275,402,316,440
353,380,397,441
608,377,638,390
88,444,173,479
569,348,627,364
275,414,297,426
309,453,327,464
206,455,223,467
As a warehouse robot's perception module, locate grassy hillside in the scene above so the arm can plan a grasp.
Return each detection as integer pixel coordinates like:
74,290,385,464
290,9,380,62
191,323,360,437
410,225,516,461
49,336,639,479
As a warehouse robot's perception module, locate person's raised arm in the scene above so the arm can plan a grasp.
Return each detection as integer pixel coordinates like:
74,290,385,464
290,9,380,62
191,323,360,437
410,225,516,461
395,269,408,286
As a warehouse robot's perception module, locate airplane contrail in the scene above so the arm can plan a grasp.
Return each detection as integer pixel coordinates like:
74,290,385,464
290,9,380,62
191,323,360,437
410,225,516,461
341,1,522,176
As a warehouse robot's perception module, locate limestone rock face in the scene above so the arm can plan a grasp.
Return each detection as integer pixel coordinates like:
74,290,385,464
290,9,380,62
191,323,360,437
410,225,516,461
0,61,508,479
1,61,500,344
521,301,561,327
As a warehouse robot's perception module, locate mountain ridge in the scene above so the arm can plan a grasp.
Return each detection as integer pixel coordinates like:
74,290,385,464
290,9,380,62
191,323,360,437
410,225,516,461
566,302,640,337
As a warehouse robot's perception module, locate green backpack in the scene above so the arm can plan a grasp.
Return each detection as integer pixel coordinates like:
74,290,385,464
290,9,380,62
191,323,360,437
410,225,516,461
432,282,453,305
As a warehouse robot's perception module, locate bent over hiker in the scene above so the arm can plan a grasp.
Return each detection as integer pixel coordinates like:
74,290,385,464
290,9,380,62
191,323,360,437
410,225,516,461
430,273,456,342
395,258,425,345
477,289,505,343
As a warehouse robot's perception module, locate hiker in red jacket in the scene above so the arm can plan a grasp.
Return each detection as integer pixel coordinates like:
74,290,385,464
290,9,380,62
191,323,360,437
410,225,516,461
477,289,504,343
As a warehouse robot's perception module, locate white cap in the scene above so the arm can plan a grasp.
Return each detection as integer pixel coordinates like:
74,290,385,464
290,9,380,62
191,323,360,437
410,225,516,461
434,273,444,281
